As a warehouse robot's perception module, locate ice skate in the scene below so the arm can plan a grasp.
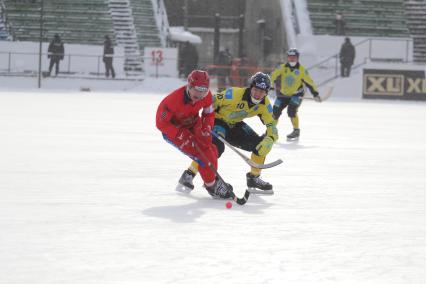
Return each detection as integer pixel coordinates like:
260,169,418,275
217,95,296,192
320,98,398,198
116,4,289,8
246,173,274,195
286,129,300,141
175,170,195,194
205,177,233,199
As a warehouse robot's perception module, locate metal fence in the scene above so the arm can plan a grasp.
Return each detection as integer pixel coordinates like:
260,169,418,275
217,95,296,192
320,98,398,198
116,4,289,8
0,51,111,75
0,50,187,79
307,37,413,86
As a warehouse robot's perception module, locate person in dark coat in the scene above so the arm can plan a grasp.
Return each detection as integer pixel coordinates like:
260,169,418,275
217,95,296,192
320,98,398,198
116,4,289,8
47,34,64,76
238,54,250,87
180,41,199,77
103,35,115,79
333,11,345,36
216,48,232,91
339,37,355,77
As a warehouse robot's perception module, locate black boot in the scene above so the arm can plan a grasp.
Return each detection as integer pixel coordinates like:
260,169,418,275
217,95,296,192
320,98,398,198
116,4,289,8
205,177,233,199
286,128,300,140
176,170,195,193
246,172,274,195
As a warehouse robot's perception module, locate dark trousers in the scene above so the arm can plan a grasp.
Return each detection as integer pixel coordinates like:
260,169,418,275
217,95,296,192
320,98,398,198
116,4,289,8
104,58,115,78
48,57,60,76
212,119,263,157
272,95,301,120
341,64,352,77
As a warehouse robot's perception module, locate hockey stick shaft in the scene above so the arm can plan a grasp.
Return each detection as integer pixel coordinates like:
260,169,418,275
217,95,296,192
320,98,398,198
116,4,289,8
304,85,334,101
211,131,283,169
193,143,249,205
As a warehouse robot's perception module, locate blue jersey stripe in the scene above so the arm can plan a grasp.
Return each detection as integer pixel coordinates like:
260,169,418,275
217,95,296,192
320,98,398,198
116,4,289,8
213,125,227,137
162,134,205,167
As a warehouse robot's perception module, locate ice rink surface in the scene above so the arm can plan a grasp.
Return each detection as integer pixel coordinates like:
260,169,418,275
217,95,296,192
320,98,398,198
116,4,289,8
1,90,426,284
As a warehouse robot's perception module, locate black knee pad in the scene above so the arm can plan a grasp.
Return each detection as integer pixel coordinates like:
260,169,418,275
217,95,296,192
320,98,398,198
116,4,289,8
273,105,283,120
213,136,225,158
287,104,298,118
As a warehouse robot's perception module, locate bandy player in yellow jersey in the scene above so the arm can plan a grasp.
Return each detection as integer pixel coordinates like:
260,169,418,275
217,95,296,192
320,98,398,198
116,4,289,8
271,48,321,140
177,72,279,195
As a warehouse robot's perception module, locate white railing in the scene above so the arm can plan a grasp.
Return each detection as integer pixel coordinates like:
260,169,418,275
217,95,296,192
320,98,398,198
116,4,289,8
280,0,314,49
307,37,413,86
151,0,170,47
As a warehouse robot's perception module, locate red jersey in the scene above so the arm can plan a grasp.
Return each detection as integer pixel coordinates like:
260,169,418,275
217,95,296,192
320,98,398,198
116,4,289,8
156,86,214,139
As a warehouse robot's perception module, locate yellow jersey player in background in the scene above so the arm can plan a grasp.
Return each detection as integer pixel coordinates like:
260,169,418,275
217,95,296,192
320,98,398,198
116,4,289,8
177,72,279,195
271,48,321,140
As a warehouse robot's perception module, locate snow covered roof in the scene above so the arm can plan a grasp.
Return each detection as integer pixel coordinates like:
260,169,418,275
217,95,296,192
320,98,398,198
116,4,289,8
169,27,202,44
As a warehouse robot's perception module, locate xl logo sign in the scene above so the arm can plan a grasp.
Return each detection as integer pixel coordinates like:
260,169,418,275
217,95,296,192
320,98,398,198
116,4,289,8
363,74,404,96
406,78,426,93
363,69,426,100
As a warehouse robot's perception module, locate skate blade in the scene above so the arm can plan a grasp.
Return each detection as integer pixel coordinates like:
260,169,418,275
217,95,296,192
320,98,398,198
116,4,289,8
247,188,274,195
175,184,193,194
208,193,234,200
286,137,299,141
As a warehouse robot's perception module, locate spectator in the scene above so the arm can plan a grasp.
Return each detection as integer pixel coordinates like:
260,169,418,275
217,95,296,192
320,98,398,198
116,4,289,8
47,34,64,77
333,11,345,35
103,35,115,79
238,54,250,86
339,37,355,77
216,48,232,91
180,41,199,77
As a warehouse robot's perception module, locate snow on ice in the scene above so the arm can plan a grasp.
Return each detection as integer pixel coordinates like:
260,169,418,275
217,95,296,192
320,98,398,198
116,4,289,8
0,74,426,284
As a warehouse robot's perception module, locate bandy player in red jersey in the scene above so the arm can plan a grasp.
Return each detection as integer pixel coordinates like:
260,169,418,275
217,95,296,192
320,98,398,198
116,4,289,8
156,70,233,199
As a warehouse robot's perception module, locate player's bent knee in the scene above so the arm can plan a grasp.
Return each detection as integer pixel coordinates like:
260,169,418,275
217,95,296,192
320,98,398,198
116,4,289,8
273,107,282,120
287,106,298,118
216,141,225,158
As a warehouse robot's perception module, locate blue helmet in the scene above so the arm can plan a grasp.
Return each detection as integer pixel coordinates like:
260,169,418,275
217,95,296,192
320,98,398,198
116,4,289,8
250,72,271,91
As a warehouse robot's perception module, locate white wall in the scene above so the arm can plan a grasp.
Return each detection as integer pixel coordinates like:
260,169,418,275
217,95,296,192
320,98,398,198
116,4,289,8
0,41,125,77
297,35,413,68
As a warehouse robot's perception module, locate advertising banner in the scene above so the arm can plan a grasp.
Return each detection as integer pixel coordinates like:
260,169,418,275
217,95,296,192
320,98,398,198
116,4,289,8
363,69,426,101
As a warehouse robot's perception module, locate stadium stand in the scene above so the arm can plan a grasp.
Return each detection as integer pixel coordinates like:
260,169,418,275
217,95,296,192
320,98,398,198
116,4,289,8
405,0,426,62
307,0,409,37
2,0,166,75
108,0,143,74
129,0,161,50
3,0,114,45
0,1,10,40
2,0,162,48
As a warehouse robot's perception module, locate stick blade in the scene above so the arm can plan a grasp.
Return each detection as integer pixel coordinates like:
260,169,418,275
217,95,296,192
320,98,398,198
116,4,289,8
320,85,334,101
234,190,250,205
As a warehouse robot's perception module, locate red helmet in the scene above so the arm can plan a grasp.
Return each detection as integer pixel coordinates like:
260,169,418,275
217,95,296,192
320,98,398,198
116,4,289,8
187,70,210,91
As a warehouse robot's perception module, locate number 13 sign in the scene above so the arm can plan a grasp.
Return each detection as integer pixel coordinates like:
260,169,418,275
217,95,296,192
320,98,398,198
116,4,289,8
144,47,178,77
151,49,164,65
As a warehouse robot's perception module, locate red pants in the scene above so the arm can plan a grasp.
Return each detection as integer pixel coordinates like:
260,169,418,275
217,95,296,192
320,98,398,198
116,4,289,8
163,133,218,184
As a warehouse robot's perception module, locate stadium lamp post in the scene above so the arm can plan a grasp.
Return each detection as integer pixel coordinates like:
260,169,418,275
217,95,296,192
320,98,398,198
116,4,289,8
238,14,244,57
37,0,44,88
183,0,188,30
213,13,220,64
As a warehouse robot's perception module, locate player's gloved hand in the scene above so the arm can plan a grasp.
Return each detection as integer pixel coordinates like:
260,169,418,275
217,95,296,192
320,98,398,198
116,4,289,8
176,128,195,150
314,95,322,103
255,136,274,156
200,124,212,139
194,121,212,149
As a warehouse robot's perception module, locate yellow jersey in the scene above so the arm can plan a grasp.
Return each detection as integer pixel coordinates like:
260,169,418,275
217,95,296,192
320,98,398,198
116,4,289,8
270,62,319,97
214,87,278,141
